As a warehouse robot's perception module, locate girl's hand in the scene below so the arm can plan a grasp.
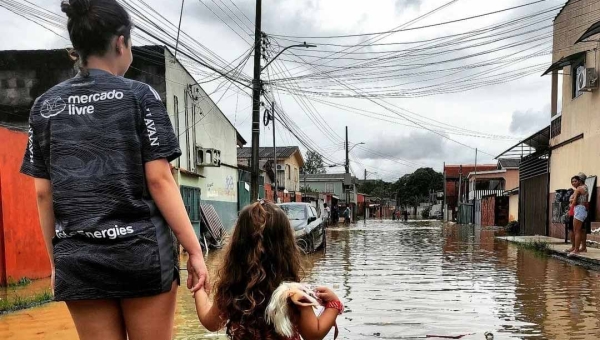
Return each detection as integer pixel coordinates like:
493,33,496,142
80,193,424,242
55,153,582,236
314,286,339,303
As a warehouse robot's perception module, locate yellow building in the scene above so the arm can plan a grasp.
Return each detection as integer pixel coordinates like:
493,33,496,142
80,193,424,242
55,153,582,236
544,0,600,238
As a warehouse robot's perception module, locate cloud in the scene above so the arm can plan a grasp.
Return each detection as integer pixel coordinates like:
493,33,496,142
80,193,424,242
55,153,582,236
509,104,551,135
355,131,469,163
396,0,423,12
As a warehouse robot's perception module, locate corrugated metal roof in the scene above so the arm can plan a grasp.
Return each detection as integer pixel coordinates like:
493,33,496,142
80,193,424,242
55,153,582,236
237,146,300,160
498,158,521,169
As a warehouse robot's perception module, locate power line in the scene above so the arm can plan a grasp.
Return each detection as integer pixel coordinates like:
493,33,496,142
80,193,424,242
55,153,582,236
268,0,553,39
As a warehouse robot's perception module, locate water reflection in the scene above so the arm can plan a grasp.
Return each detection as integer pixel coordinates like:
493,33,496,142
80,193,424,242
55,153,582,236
2,221,600,339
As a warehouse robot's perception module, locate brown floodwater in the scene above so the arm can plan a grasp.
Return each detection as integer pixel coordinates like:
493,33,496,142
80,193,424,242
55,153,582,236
2,220,600,339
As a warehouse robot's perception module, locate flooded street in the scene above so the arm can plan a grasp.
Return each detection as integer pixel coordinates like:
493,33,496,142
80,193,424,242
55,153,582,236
2,220,600,339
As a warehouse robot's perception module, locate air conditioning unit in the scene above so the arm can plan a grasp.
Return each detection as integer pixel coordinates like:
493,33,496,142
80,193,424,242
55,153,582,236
276,164,285,171
576,67,598,92
196,147,221,167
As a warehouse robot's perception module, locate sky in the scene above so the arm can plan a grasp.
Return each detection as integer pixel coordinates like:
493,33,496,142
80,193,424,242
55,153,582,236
0,0,569,181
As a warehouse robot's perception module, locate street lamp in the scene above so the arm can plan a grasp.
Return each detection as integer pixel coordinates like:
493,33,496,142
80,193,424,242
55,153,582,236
262,42,316,71
250,41,317,201
348,142,365,153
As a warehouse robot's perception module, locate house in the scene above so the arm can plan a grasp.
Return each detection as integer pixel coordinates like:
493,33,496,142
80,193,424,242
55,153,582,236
237,146,305,200
467,159,520,200
0,46,244,283
543,0,600,239
300,173,359,219
495,126,551,234
443,164,497,221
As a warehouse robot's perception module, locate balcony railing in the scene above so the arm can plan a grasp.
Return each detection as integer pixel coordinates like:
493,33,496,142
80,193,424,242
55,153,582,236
469,190,505,200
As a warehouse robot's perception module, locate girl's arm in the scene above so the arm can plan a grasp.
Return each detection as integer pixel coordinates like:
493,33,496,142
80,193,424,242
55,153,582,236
297,286,341,340
297,306,339,340
34,179,56,287
145,159,209,292
194,289,225,332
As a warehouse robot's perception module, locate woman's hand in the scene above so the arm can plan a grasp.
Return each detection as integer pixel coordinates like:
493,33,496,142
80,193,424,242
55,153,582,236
188,253,210,293
315,286,339,303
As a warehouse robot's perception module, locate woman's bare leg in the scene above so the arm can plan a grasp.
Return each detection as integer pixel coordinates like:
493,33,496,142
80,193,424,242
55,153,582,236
571,219,583,255
66,299,126,340
121,282,178,340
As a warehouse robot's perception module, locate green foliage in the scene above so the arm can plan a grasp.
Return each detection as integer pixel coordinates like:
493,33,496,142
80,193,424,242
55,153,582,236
0,289,53,314
395,168,444,208
304,151,326,175
300,186,318,193
421,207,431,219
516,240,550,256
5,277,32,288
505,221,520,235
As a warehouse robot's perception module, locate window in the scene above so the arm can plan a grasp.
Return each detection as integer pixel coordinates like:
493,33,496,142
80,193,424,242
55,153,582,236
310,207,318,218
572,58,585,99
280,204,306,220
325,183,334,193
286,165,291,180
184,92,190,170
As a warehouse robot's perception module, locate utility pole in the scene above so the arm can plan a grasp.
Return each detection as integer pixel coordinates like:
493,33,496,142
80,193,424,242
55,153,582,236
364,168,367,222
473,148,478,224
345,126,349,174
250,0,262,202
271,101,277,203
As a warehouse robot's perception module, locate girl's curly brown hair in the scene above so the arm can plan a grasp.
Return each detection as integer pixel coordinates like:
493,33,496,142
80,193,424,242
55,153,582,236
214,201,303,339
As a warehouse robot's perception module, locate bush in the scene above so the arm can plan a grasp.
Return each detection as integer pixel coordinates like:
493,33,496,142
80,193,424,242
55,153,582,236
421,207,431,219
505,221,520,235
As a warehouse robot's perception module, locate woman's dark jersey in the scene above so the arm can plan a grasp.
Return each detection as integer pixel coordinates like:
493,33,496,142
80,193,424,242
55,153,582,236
20,69,181,300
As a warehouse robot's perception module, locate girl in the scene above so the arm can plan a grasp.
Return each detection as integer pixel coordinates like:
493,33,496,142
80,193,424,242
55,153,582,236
194,202,342,340
21,1,208,339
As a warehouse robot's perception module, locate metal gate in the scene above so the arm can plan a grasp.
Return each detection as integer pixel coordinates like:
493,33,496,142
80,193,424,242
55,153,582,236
519,152,549,235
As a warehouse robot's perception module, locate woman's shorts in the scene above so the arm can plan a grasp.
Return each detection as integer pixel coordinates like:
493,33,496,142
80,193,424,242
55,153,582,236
574,205,588,222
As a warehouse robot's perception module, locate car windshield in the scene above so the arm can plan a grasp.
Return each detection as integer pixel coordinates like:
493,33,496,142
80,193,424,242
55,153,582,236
280,205,306,220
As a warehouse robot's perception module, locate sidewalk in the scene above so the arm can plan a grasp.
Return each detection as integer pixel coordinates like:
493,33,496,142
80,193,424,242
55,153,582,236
497,235,600,267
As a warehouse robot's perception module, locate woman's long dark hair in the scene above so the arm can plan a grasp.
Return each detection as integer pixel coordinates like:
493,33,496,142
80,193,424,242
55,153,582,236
214,202,303,339
61,0,132,75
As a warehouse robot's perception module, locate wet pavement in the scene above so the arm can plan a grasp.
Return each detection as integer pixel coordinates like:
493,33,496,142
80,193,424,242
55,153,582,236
2,220,600,339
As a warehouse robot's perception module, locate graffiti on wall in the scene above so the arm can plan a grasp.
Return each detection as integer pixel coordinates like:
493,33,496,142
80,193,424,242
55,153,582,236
206,175,236,199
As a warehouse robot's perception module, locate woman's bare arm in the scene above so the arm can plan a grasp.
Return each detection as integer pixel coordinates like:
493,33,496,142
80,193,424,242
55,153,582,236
144,159,209,291
34,179,55,268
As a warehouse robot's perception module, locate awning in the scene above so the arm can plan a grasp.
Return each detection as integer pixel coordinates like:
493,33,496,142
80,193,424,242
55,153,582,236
495,125,550,159
541,51,586,76
576,21,600,43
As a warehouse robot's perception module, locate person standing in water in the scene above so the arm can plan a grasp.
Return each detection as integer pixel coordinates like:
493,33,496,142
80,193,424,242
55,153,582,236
20,1,208,339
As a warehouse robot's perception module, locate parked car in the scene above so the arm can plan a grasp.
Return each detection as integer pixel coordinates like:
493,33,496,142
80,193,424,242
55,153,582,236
277,203,326,253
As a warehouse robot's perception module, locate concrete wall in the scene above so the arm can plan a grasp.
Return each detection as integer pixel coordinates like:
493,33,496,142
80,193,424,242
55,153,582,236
303,180,344,196
0,127,51,284
509,194,519,222
163,49,239,230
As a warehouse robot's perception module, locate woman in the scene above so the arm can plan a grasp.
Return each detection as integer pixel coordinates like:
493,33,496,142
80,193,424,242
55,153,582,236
566,173,589,256
20,1,208,339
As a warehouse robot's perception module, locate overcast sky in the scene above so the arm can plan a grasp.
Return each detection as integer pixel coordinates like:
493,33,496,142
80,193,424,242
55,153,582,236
0,0,567,181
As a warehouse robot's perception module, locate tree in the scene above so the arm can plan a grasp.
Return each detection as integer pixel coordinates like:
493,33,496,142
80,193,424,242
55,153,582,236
394,168,443,212
304,151,326,174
